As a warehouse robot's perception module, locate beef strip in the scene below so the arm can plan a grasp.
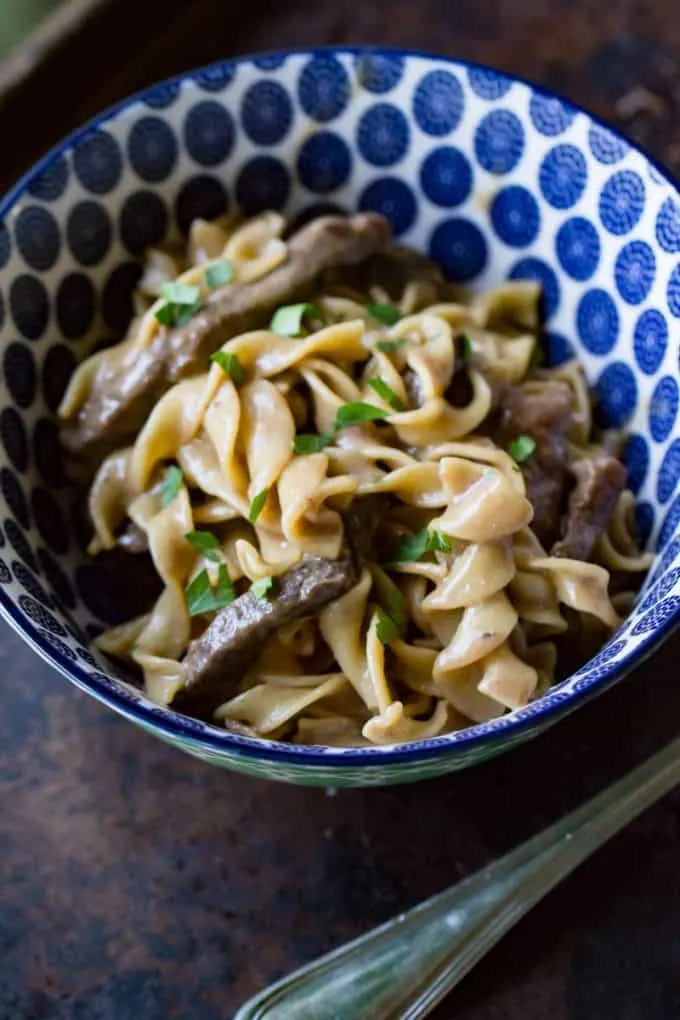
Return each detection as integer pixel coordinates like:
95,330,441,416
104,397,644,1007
552,455,627,560
176,554,355,716
63,213,392,460
328,243,446,304
493,380,574,548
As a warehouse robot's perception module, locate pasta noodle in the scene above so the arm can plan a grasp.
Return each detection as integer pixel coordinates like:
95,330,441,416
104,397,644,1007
58,211,650,748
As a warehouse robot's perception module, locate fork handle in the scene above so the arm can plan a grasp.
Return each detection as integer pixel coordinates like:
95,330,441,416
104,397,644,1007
235,735,680,1020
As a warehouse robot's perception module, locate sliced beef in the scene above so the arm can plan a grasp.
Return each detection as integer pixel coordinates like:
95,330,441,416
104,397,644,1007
494,380,574,548
329,243,446,305
63,213,392,460
175,554,355,716
552,455,627,560
343,495,389,564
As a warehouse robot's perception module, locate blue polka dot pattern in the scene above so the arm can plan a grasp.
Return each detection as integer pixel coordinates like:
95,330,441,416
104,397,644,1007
236,156,290,215
4,343,36,408
467,67,512,99
355,53,404,94
102,262,142,330
0,409,28,473
588,126,628,164
33,419,64,489
631,593,679,635
42,345,75,413
298,56,349,123
556,217,600,280
120,191,167,255
1,467,28,527
5,520,36,571
577,288,619,354
638,567,680,612
10,275,48,340
357,104,410,167
657,440,680,504
144,81,181,109
359,178,416,237
127,116,178,183
27,155,69,202
614,241,656,305
413,70,464,137
649,376,679,442
658,496,680,552
66,201,112,266
508,257,560,318
655,198,680,252
595,362,637,427
240,83,292,146
635,501,656,548
0,557,10,583
253,55,287,71
666,264,680,317
32,487,69,554
430,217,487,282
38,548,75,609
55,274,95,341
599,170,645,235
633,309,667,375
297,132,352,194
0,224,11,269
544,331,574,366
622,433,649,495
420,147,472,208
15,206,60,271
175,175,228,234
539,144,587,209
490,186,539,247
193,64,235,92
529,94,575,136
474,110,524,175
184,100,235,165
73,130,122,194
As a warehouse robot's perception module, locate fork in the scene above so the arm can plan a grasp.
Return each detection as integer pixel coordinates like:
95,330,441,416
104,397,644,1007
235,733,680,1019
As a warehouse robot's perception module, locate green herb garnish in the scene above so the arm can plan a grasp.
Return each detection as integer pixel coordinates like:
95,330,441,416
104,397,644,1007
160,465,183,508
334,401,387,431
376,338,407,354
293,432,335,454
459,333,473,364
375,606,400,645
210,350,245,385
248,488,269,524
507,435,536,464
391,527,452,563
530,343,545,369
270,303,323,337
367,302,401,326
155,282,202,328
185,564,235,617
250,576,274,600
205,259,233,288
368,376,405,412
185,529,221,562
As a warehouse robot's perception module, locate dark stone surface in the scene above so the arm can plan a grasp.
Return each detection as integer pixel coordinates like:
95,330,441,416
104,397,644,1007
2,3,680,1018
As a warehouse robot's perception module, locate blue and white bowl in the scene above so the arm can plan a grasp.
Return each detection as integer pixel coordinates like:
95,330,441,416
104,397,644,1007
0,48,678,785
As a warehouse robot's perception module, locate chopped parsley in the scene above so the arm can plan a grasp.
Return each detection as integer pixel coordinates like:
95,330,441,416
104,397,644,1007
334,401,388,431
530,343,545,369
185,564,235,617
367,302,401,326
248,488,269,524
205,259,233,288
210,350,245,385
458,333,473,364
376,337,407,354
376,585,406,645
368,376,405,412
270,303,323,337
160,465,183,508
507,435,536,464
250,576,275,600
293,432,335,454
185,529,221,562
155,282,202,328
391,527,452,563
375,606,400,645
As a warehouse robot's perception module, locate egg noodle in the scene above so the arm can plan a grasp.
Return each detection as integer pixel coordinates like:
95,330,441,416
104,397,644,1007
59,212,651,747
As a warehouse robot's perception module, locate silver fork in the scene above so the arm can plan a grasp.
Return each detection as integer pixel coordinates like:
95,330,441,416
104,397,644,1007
235,734,680,1020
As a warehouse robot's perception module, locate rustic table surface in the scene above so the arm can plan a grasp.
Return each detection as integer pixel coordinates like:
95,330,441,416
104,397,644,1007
2,2,680,1018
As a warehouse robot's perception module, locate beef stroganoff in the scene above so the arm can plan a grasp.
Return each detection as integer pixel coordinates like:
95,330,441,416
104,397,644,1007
58,211,651,747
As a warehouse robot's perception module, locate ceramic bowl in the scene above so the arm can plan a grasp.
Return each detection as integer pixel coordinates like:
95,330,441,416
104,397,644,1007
0,47,677,785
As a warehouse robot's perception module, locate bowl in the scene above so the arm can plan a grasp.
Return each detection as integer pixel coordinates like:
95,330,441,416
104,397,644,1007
0,47,678,786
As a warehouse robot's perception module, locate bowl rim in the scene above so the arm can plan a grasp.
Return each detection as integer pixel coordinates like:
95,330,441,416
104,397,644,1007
1,44,679,768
